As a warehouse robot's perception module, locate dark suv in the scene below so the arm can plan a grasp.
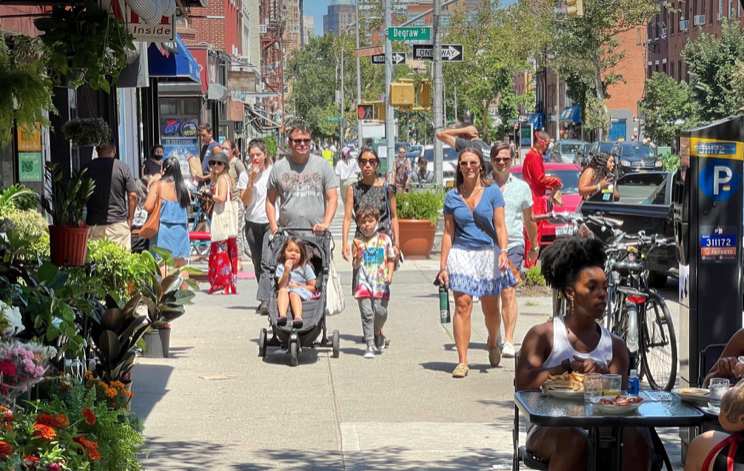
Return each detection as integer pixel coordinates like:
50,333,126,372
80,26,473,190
611,142,663,176
576,141,615,167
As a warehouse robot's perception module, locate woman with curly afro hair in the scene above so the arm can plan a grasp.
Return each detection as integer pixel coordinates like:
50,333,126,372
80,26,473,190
578,151,620,201
515,237,653,471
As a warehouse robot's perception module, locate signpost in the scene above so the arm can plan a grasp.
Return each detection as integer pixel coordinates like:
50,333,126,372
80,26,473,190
355,46,384,58
387,27,431,41
412,44,464,62
371,52,406,65
327,116,341,122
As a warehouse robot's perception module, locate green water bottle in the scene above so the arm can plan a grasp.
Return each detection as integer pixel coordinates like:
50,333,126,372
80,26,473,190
439,285,451,324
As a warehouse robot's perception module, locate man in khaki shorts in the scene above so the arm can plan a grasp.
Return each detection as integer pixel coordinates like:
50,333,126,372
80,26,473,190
83,141,138,250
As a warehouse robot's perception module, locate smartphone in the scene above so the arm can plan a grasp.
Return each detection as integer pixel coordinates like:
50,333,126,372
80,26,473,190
605,173,616,182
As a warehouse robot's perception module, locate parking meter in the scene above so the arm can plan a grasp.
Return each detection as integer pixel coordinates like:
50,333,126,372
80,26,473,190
674,115,744,387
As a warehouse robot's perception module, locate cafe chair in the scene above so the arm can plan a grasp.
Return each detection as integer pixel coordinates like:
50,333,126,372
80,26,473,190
697,343,727,387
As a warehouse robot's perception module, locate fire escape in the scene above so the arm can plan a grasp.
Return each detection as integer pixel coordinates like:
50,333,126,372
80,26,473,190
259,0,285,129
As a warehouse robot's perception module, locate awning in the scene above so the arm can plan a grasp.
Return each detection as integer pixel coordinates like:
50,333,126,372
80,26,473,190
560,106,581,123
527,113,544,129
147,34,200,83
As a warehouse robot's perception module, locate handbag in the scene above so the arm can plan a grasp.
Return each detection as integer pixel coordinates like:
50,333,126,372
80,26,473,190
210,176,239,242
383,181,403,271
139,183,161,240
325,253,345,316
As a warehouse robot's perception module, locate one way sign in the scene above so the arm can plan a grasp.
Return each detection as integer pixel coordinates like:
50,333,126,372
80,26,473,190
371,53,407,65
412,44,464,62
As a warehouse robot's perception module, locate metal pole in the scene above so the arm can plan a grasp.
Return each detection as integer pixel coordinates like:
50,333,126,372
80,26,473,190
555,69,560,143
433,0,443,185
385,0,395,179
355,2,363,147
341,33,345,150
454,84,458,124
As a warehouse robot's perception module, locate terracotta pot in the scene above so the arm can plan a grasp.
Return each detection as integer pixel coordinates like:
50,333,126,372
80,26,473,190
49,225,90,267
398,219,436,260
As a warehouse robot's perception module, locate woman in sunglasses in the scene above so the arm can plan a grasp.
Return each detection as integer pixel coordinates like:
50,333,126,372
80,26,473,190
208,152,239,295
437,147,517,378
342,148,400,347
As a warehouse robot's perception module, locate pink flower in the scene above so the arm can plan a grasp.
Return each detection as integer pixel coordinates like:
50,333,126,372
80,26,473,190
46,464,62,471
34,366,44,377
24,359,35,374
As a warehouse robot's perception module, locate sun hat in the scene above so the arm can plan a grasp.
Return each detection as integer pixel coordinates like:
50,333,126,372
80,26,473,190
209,151,229,166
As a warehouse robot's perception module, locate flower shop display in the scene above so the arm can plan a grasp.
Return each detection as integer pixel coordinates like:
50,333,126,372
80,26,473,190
0,301,24,338
0,340,56,405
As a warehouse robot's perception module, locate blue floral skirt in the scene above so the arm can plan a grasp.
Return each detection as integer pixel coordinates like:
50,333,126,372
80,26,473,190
447,246,518,297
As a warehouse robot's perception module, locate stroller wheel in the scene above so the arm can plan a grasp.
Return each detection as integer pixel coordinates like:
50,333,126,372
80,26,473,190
258,329,267,357
332,330,340,358
289,341,299,366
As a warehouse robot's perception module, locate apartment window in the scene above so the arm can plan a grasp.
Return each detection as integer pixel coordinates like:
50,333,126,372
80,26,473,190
694,0,697,21
671,8,675,33
678,61,682,81
739,0,741,16
648,22,653,41
728,0,732,17
648,65,653,78
710,0,714,21
671,65,675,79
663,63,667,74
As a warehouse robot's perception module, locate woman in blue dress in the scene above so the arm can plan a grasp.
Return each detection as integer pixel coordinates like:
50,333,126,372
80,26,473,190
145,157,191,280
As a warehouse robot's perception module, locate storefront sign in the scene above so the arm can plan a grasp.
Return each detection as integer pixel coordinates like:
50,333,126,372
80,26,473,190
162,119,182,137
162,138,199,179
17,126,41,152
181,122,197,138
18,152,42,182
109,0,175,42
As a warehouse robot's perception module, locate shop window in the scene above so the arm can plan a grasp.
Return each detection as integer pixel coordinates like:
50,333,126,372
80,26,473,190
182,98,200,115
160,99,177,116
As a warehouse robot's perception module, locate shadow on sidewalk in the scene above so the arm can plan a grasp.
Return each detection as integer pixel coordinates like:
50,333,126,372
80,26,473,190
419,361,501,375
131,364,174,422
141,436,231,469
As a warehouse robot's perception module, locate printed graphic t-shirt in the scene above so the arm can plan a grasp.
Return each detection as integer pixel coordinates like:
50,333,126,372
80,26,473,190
267,155,339,229
353,233,396,300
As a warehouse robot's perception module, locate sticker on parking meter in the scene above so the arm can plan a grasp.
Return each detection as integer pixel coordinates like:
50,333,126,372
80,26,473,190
699,160,740,201
701,227,737,261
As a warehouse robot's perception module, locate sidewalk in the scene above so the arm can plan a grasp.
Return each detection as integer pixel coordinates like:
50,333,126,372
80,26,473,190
132,253,685,470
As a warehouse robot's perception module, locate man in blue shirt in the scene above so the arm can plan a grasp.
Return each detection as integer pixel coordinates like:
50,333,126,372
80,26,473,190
196,124,221,183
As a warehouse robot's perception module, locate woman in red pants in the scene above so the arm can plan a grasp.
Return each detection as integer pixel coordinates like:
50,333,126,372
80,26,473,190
208,152,239,295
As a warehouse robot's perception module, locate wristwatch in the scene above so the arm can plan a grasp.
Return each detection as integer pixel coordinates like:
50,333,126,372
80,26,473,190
561,358,573,373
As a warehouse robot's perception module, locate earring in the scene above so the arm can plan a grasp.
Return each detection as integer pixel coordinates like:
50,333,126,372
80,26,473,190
570,297,575,315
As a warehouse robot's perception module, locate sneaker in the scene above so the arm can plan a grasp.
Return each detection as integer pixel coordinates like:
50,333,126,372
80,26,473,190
364,346,375,359
374,333,385,351
502,342,516,358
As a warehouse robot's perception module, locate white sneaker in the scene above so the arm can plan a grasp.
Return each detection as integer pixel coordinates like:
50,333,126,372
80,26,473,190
502,342,516,358
364,346,375,359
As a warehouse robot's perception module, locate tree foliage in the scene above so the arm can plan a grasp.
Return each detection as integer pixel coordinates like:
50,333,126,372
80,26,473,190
639,73,699,145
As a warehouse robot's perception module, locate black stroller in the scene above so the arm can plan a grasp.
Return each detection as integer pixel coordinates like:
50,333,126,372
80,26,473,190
257,228,340,365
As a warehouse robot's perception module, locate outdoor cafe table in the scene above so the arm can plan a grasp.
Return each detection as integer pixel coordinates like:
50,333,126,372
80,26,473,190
515,391,705,471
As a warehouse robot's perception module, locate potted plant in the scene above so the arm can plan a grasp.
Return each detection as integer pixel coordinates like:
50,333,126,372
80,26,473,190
395,189,445,259
34,1,135,93
61,118,111,148
43,162,95,267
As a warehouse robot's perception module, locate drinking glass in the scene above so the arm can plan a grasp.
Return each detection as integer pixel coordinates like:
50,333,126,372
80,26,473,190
709,378,730,409
584,373,603,403
602,374,622,396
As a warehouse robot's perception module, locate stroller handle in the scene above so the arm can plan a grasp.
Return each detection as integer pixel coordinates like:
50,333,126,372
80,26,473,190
279,227,332,235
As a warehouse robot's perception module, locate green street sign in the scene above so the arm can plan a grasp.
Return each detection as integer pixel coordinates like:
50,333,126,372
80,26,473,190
387,27,431,41
327,116,341,122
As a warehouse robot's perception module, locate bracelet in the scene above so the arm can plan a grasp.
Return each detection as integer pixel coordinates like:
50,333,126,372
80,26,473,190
439,268,447,272
529,247,539,252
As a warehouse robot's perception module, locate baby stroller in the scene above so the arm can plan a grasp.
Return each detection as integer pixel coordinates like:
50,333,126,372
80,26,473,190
257,228,340,366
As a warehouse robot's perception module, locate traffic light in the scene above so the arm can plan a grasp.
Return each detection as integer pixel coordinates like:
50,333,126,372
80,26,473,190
418,82,432,109
566,0,583,17
390,83,414,107
377,102,386,122
357,104,374,121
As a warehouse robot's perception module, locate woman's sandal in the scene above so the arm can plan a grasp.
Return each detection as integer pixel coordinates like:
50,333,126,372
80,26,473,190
452,363,469,378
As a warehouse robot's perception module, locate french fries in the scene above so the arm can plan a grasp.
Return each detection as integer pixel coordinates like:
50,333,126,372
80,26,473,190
542,372,586,393
547,372,585,383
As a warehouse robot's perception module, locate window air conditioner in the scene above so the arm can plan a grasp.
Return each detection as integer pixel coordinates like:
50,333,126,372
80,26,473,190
694,14,706,25
259,24,267,34
680,19,689,30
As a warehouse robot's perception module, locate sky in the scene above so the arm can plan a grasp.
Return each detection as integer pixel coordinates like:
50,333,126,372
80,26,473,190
305,0,333,37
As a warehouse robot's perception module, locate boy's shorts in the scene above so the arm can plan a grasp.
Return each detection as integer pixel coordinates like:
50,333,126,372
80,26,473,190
508,245,525,272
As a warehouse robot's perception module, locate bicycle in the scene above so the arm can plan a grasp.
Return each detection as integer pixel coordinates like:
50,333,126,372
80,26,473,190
189,190,212,257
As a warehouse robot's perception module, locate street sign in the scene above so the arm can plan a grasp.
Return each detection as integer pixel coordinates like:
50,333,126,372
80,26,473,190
356,46,384,58
412,44,464,62
387,27,431,41
371,53,407,65
327,116,341,122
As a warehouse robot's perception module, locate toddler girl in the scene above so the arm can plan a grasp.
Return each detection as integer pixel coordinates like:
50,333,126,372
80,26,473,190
276,237,316,329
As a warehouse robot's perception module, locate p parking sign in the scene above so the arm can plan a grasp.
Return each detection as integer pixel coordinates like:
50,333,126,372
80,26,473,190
699,159,740,201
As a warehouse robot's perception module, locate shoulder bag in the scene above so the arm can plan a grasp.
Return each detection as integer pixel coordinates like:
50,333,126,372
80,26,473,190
383,181,403,270
325,252,345,316
140,183,161,240
211,175,239,242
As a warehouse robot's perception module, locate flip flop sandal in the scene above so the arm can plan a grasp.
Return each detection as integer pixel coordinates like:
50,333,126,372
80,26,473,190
452,363,469,378
277,316,288,326
292,318,304,329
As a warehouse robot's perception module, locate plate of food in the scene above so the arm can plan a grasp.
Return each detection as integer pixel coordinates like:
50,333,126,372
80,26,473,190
590,395,644,414
541,372,585,400
674,387,710,406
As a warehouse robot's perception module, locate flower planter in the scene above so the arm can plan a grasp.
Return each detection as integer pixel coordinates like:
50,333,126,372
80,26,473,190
49,225,90,267
398,219,437,260
158,327,171,358
143,331,163,358
56,68,85,89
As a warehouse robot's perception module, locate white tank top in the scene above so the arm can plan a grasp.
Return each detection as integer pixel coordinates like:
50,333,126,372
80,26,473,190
543,316,614,369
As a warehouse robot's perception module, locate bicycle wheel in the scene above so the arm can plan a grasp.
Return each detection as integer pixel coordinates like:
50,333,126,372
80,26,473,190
611,300,640,371
640,292,678,391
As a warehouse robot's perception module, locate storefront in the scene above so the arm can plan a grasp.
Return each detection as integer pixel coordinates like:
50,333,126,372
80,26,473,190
559,106,582,140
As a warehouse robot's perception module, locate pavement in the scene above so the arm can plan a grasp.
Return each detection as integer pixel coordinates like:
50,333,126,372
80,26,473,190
132,207,687,471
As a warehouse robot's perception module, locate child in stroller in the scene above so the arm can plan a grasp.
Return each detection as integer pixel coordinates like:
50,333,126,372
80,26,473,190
276,237,317,329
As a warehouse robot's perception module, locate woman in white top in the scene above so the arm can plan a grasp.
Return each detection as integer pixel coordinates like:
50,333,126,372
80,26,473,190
515,237,652,471
241,138,273,313
335,146,361,206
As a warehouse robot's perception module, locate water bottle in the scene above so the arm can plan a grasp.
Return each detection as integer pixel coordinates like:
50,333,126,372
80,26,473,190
439,285,451,324
628,369,640,396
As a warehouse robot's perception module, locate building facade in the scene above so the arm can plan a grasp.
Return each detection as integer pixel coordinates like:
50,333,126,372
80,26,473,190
304,15,315,45
324,0,356,36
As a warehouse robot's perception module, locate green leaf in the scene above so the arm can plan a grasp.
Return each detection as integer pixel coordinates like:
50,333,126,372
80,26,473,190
38,262,59,283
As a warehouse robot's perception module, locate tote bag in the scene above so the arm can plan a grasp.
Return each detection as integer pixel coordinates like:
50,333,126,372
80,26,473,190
139,183,161,240
210,176,239,242
325,253,345,316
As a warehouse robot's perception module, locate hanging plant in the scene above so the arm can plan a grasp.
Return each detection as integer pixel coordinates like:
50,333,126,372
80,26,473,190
62,117,112,148
0,36,56,146
34,1,135,93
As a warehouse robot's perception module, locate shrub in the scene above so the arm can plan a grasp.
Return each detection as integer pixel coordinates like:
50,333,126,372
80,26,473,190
662,154,680,171
523,265,546,287
68,239,150,301
395,189,445,225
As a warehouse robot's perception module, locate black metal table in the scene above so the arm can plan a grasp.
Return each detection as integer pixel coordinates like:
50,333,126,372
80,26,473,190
515,391,705,471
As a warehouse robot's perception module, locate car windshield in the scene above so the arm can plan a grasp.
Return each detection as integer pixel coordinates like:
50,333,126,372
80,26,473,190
423,147,459,162
589,172,669,204
559,144,583,154
514,169,581,195
599,142,614,152
620,145,655,158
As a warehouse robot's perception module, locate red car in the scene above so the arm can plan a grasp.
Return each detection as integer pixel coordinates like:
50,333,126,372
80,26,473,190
511,163,583,247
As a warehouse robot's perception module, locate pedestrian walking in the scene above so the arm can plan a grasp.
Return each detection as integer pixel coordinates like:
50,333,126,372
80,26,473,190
241,138,273,313
392,145,411,193
143,144,164,176
335,146,361,206
437,147,517,378
410,156,434,185
221,139,247,272
435,124,494,175
276,237,316,329
83,141,138,250
195,124,221,184
131,178,150,254
352,205,395,359
578,151,620,201
144,157,191,280
207,152,239,295
490,142,538,358
521,131,562,268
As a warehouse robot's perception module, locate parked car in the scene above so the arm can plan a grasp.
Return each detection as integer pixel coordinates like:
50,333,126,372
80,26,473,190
549,140,588,164
511,163,583,247
578,170,676,287
611,142,663,176
576,141,615,167
420,145,459,188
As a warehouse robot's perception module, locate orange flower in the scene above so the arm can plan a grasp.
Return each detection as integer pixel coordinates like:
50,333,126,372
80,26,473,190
36,413,69,429
0,441,11,457
122,389,134,399
110,381,125,390
88,448,101,460
4,423,13,432
24,455,39,463
105,387,118,398
0,407,14,422
55,414,69,428
82,408,96,425
84,371,94,380
33,424,56,440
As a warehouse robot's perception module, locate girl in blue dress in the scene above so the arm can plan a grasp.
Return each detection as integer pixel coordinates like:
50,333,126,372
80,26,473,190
276,237,316,329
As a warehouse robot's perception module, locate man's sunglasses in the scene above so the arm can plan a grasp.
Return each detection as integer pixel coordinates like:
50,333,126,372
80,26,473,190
359,158,378,166
291,139,311,145
492,157,511,163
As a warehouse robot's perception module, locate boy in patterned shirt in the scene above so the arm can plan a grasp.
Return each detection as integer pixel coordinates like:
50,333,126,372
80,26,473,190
352,205,396,359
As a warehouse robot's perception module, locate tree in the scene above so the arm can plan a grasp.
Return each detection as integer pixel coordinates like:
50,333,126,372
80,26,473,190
639,73,699,146
682,17,744,123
